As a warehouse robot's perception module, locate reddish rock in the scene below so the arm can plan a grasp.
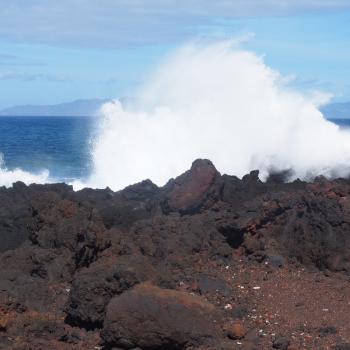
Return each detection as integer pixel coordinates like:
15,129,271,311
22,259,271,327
162,159,220,214
2,160,350,348
225,321,247,340
102,282,221,349
66,255,156,328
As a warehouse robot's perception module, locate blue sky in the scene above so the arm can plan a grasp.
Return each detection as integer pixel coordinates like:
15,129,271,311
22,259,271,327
0,0,349,109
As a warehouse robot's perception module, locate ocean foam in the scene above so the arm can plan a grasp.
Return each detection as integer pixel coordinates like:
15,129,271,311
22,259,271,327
80,40,350,191
0,154,50,188
2,40,350,191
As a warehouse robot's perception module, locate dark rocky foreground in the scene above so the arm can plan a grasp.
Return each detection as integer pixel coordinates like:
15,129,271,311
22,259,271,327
1,159,350,349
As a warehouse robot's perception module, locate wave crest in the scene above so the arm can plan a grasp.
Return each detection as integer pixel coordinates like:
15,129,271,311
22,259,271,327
81,40,350,190
0,154,50,188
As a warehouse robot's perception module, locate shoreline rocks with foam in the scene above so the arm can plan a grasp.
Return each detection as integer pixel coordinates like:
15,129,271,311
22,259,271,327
1,159,350,349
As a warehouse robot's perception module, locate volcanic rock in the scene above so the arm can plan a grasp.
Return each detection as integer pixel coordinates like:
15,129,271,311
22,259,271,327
102,282,221,349
225,321,247,340
0,160,350,348
162,159,220,214
66,255,156,328
273,335,290,349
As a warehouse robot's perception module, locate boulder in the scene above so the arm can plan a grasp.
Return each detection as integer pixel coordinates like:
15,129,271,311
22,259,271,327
102,283,221,349
162,159,220,214
75,179,160,230
225,321,247,340
66,256,155,329
29,199,109,268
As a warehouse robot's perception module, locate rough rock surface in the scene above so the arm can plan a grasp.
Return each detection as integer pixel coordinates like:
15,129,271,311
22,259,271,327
0,159,350,349
102,282,220,349
162,159,220,214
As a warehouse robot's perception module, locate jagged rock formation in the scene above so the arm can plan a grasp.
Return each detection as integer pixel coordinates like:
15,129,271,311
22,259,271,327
1,159,350,349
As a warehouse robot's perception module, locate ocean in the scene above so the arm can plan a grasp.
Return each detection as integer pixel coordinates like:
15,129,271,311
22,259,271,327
0,116,349,187
330,119,350,127
0,116,98,183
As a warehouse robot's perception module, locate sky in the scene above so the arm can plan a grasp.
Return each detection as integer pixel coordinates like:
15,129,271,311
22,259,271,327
0,0,349,109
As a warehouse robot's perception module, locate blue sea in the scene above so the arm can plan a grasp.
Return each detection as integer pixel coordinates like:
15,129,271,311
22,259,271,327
331,119,350,127
0,116,98,182
0,116,349,184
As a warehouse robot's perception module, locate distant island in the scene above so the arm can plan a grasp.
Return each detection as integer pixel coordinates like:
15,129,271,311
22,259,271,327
0,98,111,117
0,98,349,119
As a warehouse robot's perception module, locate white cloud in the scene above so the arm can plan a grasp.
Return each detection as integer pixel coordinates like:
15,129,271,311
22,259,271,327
0,0,348,48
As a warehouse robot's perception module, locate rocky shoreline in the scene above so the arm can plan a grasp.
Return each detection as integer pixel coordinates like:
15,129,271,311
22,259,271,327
1,159,350,349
